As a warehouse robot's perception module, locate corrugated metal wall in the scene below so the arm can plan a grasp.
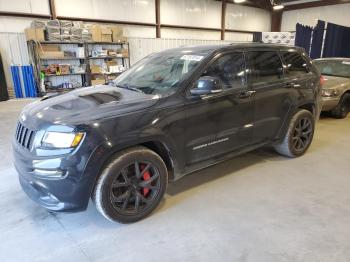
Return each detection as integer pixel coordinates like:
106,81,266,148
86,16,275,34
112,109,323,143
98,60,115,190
0,34,241,97
128,37,233,65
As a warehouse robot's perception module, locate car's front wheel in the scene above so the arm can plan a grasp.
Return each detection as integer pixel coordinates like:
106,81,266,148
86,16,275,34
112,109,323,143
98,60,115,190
274,109,315,158
93,146,168,223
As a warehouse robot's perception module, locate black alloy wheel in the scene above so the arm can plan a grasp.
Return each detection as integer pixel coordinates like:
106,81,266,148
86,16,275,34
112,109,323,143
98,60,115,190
110,161,161,215
274,109,314,158
93,146,168,223
292,117,313,152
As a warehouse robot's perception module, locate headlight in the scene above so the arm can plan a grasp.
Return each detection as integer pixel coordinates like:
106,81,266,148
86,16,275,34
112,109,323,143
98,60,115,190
42,132,84,148
321,88,340,97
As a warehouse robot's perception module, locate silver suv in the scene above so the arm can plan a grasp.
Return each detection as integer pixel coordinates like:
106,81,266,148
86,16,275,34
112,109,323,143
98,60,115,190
313,58,350,118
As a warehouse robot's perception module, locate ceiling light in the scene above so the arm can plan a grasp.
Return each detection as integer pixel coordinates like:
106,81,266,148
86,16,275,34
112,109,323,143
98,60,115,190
273,4,284,10
234,0,246,3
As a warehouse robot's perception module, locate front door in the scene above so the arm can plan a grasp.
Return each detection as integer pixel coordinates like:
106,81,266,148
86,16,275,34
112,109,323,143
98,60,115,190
185,52,254,166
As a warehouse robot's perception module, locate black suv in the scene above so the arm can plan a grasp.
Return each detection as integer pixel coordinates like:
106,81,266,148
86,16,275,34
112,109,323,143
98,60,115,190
13,44,321,223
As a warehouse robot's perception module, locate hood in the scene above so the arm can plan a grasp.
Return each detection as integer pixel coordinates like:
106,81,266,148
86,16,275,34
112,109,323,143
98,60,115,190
20,85,160,129
322,75,350,90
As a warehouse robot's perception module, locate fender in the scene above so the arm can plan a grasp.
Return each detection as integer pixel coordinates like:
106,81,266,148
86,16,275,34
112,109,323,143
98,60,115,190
81,133,180,207
274,100,316,144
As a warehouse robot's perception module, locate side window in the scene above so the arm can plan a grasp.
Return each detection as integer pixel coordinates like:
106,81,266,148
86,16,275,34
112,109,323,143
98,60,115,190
281,51,309,76
202,52,246,89
247,51,283,84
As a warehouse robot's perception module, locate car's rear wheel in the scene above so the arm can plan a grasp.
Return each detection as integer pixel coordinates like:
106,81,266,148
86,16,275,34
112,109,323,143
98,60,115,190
93,146,168,223
274,109,314,158
332,93,350,119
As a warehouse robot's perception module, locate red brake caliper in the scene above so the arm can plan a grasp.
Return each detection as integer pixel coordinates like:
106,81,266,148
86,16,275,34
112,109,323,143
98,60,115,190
140,164,151,196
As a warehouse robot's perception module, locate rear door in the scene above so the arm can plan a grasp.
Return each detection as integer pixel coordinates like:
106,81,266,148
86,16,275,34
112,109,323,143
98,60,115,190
280,50,315,99
246,50,293,144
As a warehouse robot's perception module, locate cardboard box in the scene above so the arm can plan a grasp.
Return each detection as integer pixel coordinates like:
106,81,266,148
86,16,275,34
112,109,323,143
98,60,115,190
117,48,129,57
59,64,70,75
101,28,112,42
102,35,112,42
91,79,105,85
41,44,60,52
107,50,117,56
76,47,85,58
89,25,102,42
106,61,118,72
25,28,45,41
40,51,65,59
90,65,102,74
113,36,127,43
111,26,123,42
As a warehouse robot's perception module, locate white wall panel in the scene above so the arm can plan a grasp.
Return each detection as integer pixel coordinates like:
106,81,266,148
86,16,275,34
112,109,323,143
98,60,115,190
226,4,271,32
128,37,231,65
82,22,156,38
118,25,156,38
161,28,221,40
0,17,45,33
225,32,253,42
0,0,49,14
161,0,221,28
55,0,155,23
281,3,350,31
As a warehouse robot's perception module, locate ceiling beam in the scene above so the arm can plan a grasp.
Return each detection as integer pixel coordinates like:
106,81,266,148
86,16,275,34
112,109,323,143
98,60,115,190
56,16,156,27
284,0,350,11
0,11,51,19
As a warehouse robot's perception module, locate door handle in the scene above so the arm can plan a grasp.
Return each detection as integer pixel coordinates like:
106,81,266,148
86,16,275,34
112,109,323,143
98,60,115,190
238,90,256,99
286,83,301,88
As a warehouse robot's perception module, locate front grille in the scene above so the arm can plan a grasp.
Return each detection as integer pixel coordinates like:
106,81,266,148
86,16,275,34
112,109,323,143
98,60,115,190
15,122,35,150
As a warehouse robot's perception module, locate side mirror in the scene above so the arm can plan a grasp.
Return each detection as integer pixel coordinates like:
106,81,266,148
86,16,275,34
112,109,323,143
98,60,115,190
190,76,222,96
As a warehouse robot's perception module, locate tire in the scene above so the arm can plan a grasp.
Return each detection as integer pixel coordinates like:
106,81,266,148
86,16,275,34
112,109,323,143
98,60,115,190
93,146,168,223
331,93,350,119
274,109,315,158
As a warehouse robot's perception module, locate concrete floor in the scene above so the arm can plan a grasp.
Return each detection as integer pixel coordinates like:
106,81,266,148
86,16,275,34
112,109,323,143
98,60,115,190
1,99,350,262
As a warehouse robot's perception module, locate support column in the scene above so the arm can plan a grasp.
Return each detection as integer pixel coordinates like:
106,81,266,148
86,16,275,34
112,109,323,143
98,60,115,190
221,0,227,40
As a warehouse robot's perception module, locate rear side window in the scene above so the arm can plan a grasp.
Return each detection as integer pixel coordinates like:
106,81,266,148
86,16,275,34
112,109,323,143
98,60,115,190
246,51,283,84
203,52,245,89
281,51,309,76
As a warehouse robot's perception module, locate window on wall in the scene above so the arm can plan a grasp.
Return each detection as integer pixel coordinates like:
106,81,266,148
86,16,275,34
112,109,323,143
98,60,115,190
246,51,283,84
202,52,246,89
281,51,309,76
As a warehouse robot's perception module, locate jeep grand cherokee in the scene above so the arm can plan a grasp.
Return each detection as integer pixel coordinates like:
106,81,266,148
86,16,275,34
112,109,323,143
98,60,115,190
13,44,322,223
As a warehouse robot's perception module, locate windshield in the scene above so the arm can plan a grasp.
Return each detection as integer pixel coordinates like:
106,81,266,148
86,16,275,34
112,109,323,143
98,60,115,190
113,51,207,95
313,60,350,78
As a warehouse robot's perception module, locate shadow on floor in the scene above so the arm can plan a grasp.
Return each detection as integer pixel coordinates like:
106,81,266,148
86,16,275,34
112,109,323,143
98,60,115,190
167,147,281,196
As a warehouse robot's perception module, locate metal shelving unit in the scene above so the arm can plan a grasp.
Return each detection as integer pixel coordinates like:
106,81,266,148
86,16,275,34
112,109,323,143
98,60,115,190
45,72,87,76
40,57,87,60
27,40,130,94
86,42,130,85
88,56,129,59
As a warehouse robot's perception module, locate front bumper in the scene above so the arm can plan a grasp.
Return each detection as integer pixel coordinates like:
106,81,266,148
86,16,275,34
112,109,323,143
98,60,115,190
321,97,340,111
12,139,101,212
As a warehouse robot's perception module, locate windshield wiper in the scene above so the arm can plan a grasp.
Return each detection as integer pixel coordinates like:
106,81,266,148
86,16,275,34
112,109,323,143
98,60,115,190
113,83,144,93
